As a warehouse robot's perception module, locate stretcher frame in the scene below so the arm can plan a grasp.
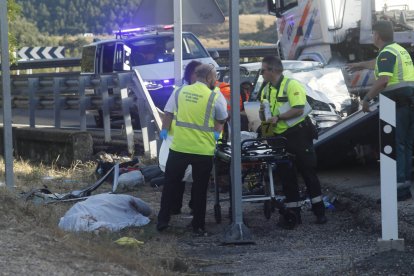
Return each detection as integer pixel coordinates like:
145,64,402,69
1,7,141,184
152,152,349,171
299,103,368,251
213,137,293,223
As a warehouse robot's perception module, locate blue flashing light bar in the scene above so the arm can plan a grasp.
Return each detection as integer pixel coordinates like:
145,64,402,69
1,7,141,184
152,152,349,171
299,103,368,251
112,27,144,34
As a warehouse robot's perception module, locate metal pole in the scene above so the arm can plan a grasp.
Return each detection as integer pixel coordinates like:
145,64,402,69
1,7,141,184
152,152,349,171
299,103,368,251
378,94,404,251
0,0,14,189
173,0,183,86
224,0,252,244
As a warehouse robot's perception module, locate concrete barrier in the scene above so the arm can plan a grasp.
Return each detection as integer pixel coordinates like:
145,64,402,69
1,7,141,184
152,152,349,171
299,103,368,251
0,127,93,167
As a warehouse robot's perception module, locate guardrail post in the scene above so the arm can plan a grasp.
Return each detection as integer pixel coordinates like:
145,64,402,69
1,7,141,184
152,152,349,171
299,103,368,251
117,72,135,155
28,78,38,128
78,76,90,131
130,69,162,158
99,75,111,142
53,77,64,128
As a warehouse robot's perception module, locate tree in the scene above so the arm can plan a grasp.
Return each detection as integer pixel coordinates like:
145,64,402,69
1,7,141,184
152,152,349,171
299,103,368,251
7,0,22,63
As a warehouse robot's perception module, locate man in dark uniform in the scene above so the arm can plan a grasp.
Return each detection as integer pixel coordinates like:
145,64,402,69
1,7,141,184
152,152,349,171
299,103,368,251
259,56,327,229
348,21,414,200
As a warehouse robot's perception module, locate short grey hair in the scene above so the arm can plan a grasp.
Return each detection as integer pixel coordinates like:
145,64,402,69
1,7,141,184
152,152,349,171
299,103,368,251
195,64,215,81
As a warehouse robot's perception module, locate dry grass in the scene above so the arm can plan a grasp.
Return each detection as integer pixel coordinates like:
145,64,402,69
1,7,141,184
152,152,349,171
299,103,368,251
185,14,277,48
0,158,189,275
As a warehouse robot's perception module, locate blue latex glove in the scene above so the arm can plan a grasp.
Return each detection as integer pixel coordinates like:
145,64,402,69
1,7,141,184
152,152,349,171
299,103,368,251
214,131,220,141
160,129,168,140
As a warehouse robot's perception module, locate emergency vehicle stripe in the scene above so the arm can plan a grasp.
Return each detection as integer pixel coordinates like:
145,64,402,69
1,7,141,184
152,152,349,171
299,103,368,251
351,73,361,87
304,8,318,41
288,0,312,58
361,72,371,88
279,17,287,34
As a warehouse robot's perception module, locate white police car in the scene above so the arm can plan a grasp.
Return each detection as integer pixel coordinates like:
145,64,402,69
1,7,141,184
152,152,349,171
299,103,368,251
81,26,219,127
81,26,218,107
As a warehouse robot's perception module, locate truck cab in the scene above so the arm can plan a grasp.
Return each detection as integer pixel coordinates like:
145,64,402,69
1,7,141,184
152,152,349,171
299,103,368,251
267,0,414,98
267,0,414,63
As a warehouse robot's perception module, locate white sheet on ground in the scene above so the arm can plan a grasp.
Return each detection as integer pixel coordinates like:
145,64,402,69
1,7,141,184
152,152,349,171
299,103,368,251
58,194,151,232
158,135,193,182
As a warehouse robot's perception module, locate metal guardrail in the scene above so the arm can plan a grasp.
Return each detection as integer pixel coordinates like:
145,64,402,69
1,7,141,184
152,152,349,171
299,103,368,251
0,71,161,156
208,45,278,59
6,45,278,70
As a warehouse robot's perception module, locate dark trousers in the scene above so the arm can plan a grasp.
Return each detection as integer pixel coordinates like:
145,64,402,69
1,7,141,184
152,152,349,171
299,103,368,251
279,123,325,216
396,106,414,183
171,180,194,212
158,149,213,230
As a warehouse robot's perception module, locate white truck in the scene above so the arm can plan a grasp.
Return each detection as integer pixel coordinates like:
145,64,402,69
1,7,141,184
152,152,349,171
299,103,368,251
266,0,414,166
267,0,414,93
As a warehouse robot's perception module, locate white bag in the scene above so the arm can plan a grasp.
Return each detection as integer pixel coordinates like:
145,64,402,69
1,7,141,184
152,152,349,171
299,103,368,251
158,135,193,182
116,170,144,192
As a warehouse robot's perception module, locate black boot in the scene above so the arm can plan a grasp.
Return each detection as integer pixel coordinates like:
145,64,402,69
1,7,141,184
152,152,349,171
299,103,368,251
312,201,327,224
277,208,301,230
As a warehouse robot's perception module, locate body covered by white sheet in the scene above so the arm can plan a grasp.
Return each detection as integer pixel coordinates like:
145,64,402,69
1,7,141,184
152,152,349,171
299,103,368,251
58,194,151,232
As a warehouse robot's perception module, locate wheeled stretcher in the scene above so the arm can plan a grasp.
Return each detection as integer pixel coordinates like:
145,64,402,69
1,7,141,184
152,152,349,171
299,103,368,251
213,137,299,228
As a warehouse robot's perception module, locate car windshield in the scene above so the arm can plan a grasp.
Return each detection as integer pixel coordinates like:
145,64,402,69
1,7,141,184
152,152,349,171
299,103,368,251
127,34,209,66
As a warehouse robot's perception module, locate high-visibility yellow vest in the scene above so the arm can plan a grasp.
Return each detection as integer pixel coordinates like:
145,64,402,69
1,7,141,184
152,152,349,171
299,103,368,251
375,43,414,92
171,82,219,156
167,85,186,137
260,77,306,134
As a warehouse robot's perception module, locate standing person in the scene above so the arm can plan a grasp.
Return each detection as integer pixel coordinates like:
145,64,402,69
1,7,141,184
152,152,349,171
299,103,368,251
160,60,202,215
240,81,252,131
347,20,414,200
259,56,327,229
157,64,228,235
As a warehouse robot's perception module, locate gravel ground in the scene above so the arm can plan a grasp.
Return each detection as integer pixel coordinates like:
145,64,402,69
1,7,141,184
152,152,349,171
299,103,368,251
1,164,414,275
161,165,414,275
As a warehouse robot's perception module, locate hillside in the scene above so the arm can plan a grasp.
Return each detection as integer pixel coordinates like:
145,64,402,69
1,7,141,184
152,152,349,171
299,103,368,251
185,14,277,48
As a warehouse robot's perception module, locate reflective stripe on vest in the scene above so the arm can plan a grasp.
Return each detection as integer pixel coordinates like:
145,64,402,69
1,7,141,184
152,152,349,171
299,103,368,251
285,201,302,208
174,88,216,132
310,195,323,204
261,79,291,115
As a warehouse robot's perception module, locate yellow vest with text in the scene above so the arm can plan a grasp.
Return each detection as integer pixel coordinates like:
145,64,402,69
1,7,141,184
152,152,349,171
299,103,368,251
260,77,307,134
374,43,414,91
171,82,219,155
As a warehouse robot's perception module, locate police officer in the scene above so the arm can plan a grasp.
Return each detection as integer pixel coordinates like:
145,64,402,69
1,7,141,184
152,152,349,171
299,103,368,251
348,21,414,200
157,64,228,235
259,56,327,228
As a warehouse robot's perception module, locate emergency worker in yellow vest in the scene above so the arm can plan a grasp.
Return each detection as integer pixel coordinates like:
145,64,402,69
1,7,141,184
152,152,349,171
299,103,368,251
157,64,228,235
161,60,202,215
347,21,414,201
259,56,327,229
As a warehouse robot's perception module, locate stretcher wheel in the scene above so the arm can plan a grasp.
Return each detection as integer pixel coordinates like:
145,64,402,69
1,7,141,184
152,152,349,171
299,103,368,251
264,200,272,219
282,210,297,230
214,204,222,224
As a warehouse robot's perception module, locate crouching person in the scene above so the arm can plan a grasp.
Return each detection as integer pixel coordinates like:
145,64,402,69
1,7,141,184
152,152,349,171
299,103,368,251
157,64,228,235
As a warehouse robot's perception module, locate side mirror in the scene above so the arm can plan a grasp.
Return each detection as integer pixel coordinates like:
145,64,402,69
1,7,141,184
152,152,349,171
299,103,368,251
267,0,282,18
209,50,220,59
